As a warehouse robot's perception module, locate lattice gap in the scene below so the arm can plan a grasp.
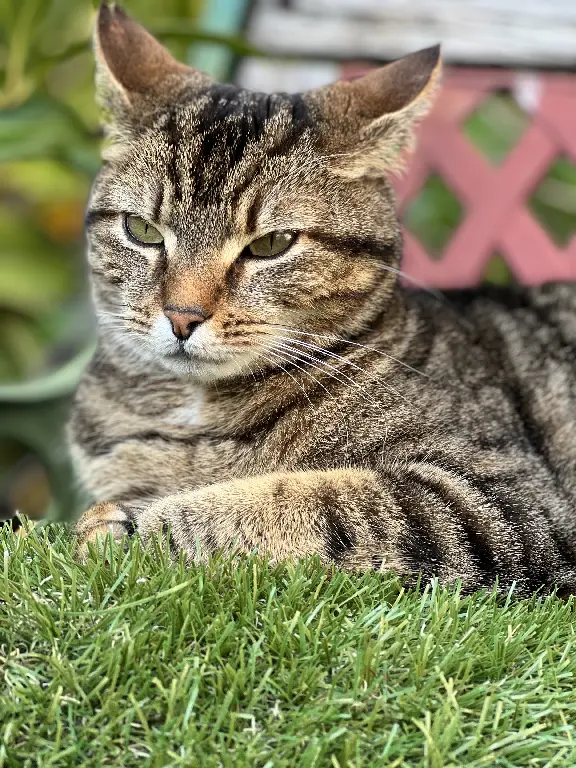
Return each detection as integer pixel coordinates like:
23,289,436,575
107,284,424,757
464,90,530,165
529,156,576,247
402,174,464,260
482,254,515,286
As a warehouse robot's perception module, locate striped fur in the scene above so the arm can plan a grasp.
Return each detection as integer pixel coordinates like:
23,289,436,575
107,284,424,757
71,6,576,595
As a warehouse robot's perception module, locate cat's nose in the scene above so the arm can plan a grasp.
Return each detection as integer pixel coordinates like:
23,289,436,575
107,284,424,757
163,306,207,340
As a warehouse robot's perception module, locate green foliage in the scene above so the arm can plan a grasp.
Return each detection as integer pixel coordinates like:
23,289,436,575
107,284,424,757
0,0,211,387
403,175,464,259
2,528,576,767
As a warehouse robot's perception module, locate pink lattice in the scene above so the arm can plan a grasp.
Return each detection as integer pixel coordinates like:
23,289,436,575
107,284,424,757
342,65,576,289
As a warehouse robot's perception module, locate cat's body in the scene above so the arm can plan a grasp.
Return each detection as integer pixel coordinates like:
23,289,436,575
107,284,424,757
71,5,576,594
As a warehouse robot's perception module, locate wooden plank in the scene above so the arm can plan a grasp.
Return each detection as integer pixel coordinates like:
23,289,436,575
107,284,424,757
246,2,576,67
236,59,340,92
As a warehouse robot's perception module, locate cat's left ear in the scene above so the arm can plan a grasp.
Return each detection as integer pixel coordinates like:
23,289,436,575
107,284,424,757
94,3,212,132
307,46,441,178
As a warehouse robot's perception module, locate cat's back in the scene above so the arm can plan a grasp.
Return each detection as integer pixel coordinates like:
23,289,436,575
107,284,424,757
434,281,576,493
442,282,576,348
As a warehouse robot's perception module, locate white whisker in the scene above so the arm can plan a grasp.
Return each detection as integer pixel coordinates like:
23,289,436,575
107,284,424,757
265,347,337,402
268,344,397,420
271,341,407,416
274,341,371,395
274,335,412,407
377,264,446,303
273,326,428,379
377,264,474,331
258,349,316,410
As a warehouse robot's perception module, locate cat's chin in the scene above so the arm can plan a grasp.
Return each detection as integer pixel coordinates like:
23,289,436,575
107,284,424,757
157,350,253,383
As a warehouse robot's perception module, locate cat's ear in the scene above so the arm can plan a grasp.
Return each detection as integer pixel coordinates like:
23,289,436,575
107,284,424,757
94,3,212,131
308,46,441,178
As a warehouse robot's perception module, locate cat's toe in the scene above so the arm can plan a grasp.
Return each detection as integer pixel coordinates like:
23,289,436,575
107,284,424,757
74,502,133,559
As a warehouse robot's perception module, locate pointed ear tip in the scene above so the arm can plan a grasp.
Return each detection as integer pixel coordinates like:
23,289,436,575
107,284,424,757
97,2,128,32
415,44,442,69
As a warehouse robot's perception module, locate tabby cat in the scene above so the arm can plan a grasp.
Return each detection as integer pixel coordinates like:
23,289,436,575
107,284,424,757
71,3,576,596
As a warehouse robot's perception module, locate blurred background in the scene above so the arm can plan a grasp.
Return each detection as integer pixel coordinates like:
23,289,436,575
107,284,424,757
1,0,575,523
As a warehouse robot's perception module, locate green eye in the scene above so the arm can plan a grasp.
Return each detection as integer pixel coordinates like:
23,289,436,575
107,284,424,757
124,214,164,246
248,231,296,258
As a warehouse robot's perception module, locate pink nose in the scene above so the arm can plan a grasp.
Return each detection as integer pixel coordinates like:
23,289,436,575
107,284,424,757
163,307,206,340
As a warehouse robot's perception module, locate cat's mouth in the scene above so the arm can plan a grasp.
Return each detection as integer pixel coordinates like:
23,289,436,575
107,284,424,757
159,340,249,380
148,313,254,380
165,344,225,366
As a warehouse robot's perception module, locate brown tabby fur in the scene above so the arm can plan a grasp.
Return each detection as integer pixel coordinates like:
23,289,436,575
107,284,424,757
71,4,576,595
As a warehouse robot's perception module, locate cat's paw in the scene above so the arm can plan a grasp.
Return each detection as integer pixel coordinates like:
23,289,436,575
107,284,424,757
74,502,134,560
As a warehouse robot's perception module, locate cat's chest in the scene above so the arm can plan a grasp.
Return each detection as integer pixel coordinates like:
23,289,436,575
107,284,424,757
162,400,207,429
121,386,209,433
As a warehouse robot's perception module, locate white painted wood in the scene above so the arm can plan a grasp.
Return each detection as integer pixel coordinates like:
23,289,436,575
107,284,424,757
247,0,576,67
236,58,340,92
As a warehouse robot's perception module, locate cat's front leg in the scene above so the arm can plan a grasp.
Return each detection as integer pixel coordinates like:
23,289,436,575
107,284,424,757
136,468,395,568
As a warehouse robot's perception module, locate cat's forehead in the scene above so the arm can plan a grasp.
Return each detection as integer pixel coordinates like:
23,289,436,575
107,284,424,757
116,84,317,211
161,85,312,170
169,84,311,131
95,84,323,238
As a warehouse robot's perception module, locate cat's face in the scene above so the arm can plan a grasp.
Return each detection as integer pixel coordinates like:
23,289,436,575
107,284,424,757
88,5,440,382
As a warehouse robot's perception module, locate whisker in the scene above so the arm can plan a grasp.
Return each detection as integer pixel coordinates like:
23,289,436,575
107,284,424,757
99,320,146,333
274,341,373,395
99,309,149,329
267,344,396,418
274,335,412,406
276,335,372,377
377,264,474,331
270,343,354,393
99,311,125,320
258,349,316,410
377,264,446,304
265,347,337,402
272,326,428,379
272,342,406,414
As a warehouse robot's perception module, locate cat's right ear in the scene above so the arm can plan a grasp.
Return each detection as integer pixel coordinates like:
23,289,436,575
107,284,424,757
94,3,211,134
308,46,441,179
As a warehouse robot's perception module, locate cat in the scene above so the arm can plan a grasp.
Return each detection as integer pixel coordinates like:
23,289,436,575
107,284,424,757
71,3,576,596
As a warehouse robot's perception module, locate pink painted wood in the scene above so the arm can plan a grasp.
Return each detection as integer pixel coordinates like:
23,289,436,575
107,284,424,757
341,65,576,289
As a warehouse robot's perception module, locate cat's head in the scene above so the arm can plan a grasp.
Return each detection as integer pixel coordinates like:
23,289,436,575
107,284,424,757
87,3,440,382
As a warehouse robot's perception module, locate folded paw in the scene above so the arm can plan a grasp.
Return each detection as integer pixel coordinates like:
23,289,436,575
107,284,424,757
74,502,134,559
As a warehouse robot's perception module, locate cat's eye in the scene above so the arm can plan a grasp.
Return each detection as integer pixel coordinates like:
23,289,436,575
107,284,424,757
124,214,164,246
247,231,296,258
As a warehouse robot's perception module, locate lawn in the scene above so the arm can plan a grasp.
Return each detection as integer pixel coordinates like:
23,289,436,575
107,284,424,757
1,524,576,767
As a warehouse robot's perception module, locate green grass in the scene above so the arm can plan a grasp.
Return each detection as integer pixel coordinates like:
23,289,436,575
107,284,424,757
2,526,576,767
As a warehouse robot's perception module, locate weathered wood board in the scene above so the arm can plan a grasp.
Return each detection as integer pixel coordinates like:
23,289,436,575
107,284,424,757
245,0,576,67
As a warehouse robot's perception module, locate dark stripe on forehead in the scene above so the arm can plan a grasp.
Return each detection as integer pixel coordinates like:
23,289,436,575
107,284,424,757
190,86,313,204
195,85,310,139
229,100,314,208
166,110,183,202
151,184,165,223
245,189,263,235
